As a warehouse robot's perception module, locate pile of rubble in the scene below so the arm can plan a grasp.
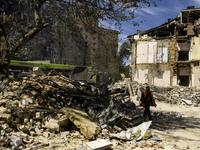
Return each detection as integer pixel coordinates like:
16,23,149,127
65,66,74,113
125,80,200,107
1,70,199,149
0,71,146,149
151,86,200,106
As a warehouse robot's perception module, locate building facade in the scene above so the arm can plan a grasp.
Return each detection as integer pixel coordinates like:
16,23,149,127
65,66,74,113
128,6,200,88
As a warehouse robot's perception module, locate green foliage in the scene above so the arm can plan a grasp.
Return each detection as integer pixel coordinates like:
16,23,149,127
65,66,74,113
119,41,131,64
118,41,131,77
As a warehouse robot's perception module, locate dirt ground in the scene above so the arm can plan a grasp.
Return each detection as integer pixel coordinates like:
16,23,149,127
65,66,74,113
61,100,200,150
136,101,200,150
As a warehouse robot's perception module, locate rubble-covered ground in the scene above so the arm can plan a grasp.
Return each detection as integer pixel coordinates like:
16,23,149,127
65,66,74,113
0,71,200,150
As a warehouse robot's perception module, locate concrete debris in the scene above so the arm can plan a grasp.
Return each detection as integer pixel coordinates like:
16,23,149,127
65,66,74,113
97,99,121,125
42,118,61,132
9,136,23,147
0,72,198,149
152,86,200,106
126,80,200,107
0,71,140,149
32,67,45,76
83,139,112,150
109,121,152,141
60,107,101,140
142,130,152,140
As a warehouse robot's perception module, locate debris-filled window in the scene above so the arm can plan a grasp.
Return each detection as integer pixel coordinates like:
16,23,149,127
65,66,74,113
179,76,189,86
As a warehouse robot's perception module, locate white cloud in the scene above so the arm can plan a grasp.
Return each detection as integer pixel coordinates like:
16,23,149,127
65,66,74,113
136,5,177,18
138,8,157,16
194,0,200,6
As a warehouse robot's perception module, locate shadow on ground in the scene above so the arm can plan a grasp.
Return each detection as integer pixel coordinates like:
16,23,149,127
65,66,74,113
148,111,200,131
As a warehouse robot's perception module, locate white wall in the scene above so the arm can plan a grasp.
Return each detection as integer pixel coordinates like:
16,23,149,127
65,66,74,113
136,41,148,64
154,70,171,86
134,69,171,86
134,69,148,83
193,66,200,89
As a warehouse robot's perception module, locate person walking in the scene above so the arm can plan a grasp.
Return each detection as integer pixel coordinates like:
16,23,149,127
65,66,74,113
140,85,157,120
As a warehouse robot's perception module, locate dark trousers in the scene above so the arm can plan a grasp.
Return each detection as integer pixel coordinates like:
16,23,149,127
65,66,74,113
143,103,152,119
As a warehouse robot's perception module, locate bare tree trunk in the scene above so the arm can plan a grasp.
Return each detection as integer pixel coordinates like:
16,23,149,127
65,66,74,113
0,13,10,84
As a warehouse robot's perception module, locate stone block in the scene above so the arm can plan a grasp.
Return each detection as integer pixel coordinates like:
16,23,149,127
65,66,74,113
35,112,44,119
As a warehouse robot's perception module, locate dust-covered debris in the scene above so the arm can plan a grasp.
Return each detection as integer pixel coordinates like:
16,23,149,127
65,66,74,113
128,81,200,107
0,72,140,149
0,73,199,149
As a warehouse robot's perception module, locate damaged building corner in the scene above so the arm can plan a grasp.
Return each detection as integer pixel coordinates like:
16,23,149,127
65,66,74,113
128,6,200,89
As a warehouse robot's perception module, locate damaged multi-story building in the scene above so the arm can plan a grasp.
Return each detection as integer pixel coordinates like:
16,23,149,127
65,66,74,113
128,6,200,88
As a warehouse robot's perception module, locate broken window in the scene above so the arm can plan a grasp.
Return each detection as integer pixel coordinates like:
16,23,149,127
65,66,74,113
178,66,190,86
148,42,156,63
177,42,189,61
178,27,187,36
157,47,162,63
156,47,168,63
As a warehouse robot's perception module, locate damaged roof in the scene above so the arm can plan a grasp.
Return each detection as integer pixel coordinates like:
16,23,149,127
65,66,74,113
181,7,200,23
128,6,200,40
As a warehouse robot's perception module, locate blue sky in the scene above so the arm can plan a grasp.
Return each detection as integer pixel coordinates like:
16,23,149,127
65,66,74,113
119,0,200,47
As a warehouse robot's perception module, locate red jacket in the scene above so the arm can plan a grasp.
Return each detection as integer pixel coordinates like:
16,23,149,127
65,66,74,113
140,92,157,107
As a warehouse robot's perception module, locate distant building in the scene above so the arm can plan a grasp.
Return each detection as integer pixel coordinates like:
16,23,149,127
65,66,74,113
128,6,200,88
44,0,118,67
0,0,118,68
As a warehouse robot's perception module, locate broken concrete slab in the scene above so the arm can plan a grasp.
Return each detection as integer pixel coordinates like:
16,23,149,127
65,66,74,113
109,121,152,141
83,139,112,150
60,107,101,140
32,67,45,76
9,136,23,147
181,99,192,105
42,118,60,132
58,117,70,128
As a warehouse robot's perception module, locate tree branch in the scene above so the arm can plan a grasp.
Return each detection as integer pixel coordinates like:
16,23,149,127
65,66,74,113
10,0,48,56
